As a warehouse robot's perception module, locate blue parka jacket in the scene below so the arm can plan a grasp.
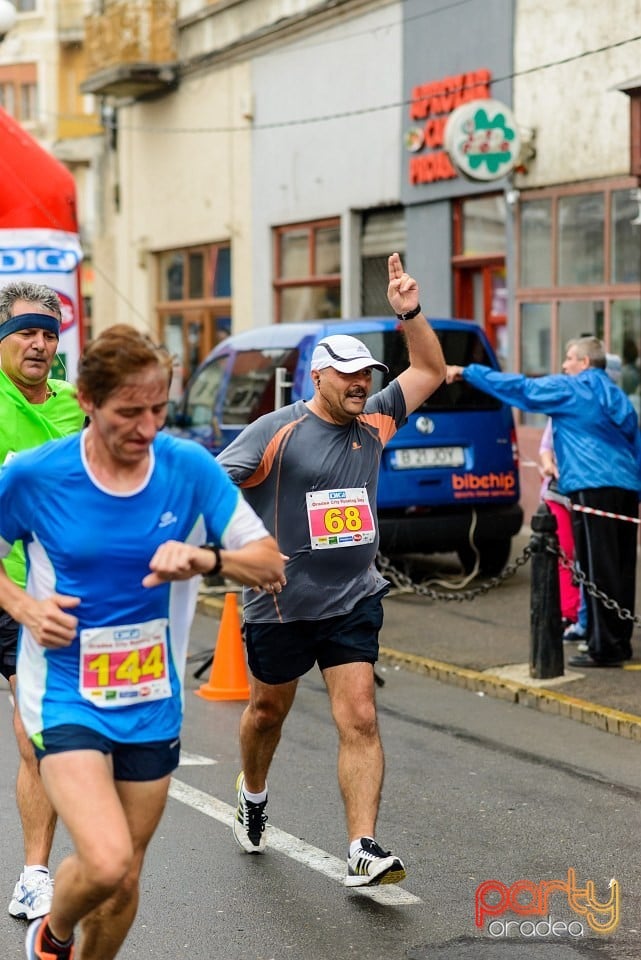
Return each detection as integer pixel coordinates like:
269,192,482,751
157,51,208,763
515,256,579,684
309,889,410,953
462,365,641,496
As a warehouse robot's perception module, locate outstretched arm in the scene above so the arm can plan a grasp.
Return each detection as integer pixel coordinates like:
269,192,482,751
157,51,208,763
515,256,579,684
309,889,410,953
446,364,464,383
387,252,446,414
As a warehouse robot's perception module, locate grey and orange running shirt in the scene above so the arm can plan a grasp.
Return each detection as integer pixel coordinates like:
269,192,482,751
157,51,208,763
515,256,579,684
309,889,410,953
217,382,407,623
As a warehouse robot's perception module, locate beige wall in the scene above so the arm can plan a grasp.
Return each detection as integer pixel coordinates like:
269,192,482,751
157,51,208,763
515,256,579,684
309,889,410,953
89,0,390,334
91,60,253,335
514,0,641,187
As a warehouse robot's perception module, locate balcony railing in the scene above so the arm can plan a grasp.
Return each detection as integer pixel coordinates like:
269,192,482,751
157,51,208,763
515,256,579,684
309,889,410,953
58,1,90,43
81,0,178,99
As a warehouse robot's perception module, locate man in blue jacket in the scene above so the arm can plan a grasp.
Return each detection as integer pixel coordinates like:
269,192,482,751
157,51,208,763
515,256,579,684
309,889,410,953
447,336,641,668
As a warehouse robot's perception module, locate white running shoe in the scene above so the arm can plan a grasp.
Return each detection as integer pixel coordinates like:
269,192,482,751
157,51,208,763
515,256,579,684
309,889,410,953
345,837,406,887
9,871,54,920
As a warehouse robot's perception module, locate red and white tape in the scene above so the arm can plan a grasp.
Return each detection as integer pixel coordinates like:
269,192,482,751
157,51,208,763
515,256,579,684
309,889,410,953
571,503,641,525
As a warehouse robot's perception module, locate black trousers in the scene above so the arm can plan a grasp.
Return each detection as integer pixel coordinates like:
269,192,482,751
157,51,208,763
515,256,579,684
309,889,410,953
570,487,638,662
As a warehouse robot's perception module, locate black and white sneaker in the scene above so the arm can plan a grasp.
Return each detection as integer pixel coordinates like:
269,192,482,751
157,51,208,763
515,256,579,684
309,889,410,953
345,837,406,887
232,772,268,853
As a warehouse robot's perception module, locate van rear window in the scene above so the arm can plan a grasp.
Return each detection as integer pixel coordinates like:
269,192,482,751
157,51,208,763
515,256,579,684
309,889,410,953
359,329,502,412
223,348,299,424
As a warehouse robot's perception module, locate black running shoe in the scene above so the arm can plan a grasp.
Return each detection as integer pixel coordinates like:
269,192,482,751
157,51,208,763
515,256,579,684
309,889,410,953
232,772,268,853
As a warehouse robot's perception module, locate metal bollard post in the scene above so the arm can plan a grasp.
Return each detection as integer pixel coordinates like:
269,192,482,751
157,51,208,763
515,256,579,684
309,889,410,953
529,503,564,679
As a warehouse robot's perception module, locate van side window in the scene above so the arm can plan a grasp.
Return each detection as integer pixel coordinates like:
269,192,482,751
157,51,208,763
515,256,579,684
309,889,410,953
358,329,501,412
223,348,300,425
185,355,228,426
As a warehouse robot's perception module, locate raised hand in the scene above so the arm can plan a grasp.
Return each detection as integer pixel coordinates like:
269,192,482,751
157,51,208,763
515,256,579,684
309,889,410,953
387,252,419,317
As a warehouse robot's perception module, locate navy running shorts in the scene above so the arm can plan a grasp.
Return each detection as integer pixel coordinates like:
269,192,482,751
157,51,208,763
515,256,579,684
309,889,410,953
0,610,19,682
244,587,387,685
31,724,180,781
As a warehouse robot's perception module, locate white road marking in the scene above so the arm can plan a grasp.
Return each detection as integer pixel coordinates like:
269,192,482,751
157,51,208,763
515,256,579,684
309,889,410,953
169,778,421,905
179,752,217,766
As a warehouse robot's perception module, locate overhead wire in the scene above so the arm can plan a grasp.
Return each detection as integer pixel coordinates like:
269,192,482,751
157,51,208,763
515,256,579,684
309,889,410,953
4,1,641,321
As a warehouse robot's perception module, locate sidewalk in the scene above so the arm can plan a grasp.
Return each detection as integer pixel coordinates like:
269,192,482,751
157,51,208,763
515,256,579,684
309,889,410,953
197,532,641,740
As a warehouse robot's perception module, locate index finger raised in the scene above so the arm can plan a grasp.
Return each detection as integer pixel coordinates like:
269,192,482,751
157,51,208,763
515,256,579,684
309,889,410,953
388,251,403,281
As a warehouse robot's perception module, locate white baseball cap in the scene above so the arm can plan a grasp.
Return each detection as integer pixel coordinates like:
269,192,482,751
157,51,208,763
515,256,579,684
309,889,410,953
311,334,388,374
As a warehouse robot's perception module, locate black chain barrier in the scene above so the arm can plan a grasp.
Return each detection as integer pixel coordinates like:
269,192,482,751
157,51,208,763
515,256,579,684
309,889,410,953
375,545,532,602
376,539,641,627
555,543,641,628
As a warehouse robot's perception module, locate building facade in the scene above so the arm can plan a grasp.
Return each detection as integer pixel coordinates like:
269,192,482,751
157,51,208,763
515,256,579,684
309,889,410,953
79,0,641,516
0,0,103,338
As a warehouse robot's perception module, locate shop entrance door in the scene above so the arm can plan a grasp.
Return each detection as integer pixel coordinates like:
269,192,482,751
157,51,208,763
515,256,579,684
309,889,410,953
454,258,507,367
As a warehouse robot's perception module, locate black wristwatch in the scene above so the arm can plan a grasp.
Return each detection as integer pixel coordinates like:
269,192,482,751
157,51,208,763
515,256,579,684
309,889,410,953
201,544,222,576
396,303,422,322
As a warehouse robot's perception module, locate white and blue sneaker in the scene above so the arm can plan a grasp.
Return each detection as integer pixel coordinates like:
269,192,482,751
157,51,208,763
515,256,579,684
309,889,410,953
9,871,53,921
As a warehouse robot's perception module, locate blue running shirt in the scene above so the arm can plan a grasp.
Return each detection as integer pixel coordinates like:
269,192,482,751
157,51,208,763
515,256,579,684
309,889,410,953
0,431,267,742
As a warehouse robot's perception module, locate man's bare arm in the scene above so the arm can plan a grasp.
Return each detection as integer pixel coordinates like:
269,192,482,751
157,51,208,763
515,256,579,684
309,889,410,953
387,252,446,414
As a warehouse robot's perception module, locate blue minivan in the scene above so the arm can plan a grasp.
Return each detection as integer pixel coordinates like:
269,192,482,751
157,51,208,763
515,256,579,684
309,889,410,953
165,318,523,575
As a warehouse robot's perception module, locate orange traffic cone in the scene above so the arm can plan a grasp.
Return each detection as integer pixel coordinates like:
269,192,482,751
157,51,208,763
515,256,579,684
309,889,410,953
195,592,250,701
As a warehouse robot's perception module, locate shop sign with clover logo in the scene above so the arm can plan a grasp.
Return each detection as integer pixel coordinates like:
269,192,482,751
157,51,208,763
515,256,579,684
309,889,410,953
444,99,521,181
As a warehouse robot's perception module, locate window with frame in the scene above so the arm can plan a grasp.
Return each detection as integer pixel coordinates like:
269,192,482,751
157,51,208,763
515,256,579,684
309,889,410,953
0,64,37,122
516,179,641,422
360,207,406,315
156,242,232,392
273,219,341,323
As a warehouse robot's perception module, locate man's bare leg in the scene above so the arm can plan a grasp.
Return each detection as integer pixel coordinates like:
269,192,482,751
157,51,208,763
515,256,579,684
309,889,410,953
37,749,168,958
78,776,170,960
323,662,383,840
324,661,405,886
11,677,57,869
239,676,298,792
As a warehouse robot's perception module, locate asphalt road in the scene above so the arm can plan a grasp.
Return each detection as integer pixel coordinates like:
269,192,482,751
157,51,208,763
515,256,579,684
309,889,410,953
1,607,640,959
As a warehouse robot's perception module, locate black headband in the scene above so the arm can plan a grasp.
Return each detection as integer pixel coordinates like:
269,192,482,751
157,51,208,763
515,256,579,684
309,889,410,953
0,313,60,342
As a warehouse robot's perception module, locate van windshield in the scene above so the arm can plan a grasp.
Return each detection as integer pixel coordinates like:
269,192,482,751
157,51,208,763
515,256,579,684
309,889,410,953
359,328,502,411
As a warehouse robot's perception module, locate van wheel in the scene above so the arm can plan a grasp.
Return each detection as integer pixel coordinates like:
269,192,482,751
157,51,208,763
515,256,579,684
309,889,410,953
457,538,512,577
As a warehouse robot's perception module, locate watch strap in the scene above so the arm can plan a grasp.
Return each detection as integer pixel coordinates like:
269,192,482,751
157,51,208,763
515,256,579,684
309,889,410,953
201,543,222,576
396,303,422,322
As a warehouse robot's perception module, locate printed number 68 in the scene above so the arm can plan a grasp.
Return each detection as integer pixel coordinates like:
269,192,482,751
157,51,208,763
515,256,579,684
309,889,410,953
324,507,363,533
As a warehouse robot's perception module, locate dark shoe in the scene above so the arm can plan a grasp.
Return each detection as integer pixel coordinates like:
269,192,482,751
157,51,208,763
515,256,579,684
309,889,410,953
568,653,623,669
232,772,268,853
25,915,74,959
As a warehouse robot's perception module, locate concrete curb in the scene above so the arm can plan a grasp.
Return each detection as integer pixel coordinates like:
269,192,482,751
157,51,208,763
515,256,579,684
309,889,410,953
197,595,227,617
378,647,641,741
196,594,641,741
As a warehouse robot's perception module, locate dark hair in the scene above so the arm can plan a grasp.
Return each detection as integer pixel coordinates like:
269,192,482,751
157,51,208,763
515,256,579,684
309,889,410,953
0,281,62,324
76,324,173,408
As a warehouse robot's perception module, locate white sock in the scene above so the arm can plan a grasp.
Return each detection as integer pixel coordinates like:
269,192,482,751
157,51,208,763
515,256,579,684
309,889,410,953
243,786,267,804
23,865,49,880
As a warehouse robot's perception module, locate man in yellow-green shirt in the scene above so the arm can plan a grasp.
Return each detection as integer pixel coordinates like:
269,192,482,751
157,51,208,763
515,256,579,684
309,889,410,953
0,281,85,922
